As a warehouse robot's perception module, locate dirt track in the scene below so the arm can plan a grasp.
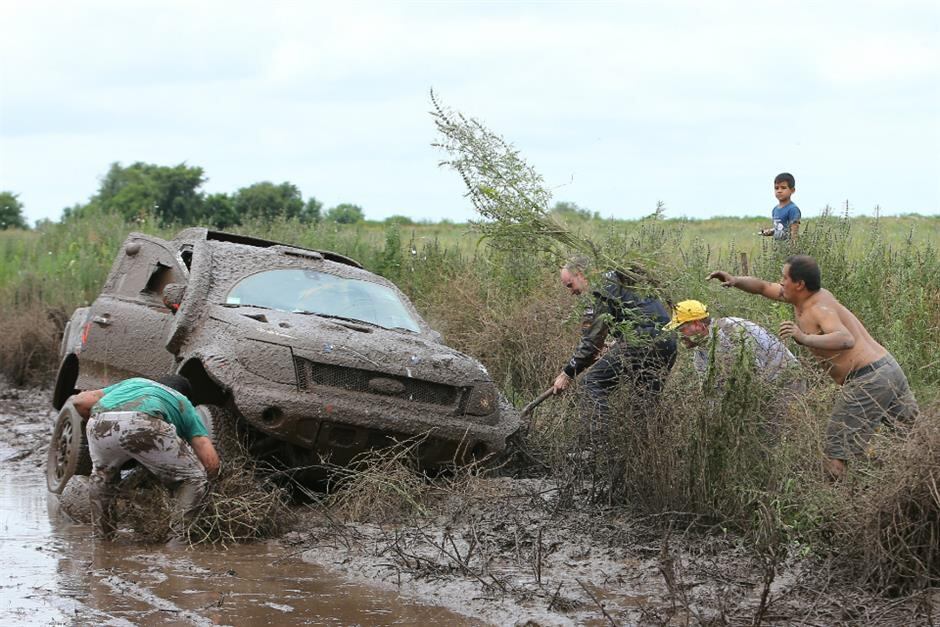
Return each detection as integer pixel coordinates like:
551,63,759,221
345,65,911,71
2,381,936,626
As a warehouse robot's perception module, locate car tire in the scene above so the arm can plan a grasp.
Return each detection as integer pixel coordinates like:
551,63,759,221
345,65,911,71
57,475,92,523
196,404,247,461
46,403,92,494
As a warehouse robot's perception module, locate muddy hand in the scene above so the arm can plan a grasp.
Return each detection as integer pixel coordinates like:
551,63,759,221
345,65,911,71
552,372,571,395
707,270,735,288
779,320,804,344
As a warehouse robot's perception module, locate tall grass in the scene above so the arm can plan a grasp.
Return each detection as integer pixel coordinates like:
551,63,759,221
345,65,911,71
1,209,938,589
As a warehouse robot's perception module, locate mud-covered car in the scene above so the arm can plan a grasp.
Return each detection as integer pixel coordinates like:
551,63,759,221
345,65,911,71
47,228,520,492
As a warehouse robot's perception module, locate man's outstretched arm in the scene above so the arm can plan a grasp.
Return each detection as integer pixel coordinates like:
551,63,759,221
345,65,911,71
707,271,787,302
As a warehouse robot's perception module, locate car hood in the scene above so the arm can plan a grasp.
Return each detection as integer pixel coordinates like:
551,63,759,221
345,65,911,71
210,305,490,385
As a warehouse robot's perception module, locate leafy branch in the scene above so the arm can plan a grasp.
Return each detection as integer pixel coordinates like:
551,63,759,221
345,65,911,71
430,89,657,287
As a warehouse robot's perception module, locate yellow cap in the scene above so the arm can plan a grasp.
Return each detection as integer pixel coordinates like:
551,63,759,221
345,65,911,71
664,299,709,330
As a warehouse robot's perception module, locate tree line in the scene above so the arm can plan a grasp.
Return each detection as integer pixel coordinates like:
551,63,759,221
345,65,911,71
2,162,366,230
1,161,600,231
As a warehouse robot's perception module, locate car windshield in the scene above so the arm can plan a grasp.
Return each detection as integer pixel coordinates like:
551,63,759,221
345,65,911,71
224,269,421,333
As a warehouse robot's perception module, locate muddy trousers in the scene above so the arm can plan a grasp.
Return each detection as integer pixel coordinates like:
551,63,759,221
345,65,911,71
86,411,208,540
580,339,677,439
580,339,677,497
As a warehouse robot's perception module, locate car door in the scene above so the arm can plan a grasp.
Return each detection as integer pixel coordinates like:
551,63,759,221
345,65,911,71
77,234,188,389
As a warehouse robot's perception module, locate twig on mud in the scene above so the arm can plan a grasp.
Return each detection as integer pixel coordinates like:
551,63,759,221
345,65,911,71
547,582,564,612
576,578,620,626
752,557,776,626
535,526,544,585
658,529,696,626
416,526,509,593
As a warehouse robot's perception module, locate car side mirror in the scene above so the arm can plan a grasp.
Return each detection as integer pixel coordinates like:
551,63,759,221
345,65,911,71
429,330,443,343
163,283,186,313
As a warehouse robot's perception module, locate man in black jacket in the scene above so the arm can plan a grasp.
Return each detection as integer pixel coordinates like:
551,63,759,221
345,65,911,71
553,256,677,441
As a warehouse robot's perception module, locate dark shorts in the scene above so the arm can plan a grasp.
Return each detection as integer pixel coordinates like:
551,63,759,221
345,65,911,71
825,355,919,460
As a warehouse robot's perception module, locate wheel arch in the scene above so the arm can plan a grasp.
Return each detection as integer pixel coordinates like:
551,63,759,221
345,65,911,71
178,357,228,407
52,354,80,410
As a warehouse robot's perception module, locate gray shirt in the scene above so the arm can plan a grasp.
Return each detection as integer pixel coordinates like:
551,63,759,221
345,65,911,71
693,317,798,383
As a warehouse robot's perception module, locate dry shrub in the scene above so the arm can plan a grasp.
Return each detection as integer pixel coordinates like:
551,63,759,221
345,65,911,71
327,436,431,523
847,403,940,592
424,269,573,397
123,460,294,546
122,478,175,543
326,430,509,523
188,462,294,545
0,304,65,385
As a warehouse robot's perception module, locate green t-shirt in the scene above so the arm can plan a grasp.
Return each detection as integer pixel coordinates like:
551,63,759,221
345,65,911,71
92,377,209,441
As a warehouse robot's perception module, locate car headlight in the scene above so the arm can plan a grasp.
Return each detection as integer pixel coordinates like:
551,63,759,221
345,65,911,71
465,384,497,416
235,339,295,384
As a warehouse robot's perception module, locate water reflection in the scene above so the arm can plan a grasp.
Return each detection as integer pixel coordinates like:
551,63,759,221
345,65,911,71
1,472,480,625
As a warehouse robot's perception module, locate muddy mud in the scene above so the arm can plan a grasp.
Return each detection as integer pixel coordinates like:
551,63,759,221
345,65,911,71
2,381,936,625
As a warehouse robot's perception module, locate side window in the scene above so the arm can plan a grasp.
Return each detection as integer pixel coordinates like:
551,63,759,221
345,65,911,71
141,262,175,300
109,238,186,303
179,244,194,271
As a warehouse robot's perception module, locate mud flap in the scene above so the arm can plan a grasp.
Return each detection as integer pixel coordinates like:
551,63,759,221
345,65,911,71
46,403,92,494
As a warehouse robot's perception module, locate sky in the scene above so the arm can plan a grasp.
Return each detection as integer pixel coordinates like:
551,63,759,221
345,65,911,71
1,1,938,226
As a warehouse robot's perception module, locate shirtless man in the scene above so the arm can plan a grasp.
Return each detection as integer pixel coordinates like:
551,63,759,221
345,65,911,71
708,255,918,478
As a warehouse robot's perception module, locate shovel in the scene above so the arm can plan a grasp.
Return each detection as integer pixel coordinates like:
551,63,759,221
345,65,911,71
520,387,556,420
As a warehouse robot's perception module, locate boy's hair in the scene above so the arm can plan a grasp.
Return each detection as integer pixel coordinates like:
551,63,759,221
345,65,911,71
157,374,195,402
785,255,820,292
774,172,796,188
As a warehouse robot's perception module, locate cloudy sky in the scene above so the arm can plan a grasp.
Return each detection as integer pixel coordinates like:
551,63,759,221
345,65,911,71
1,1,938,226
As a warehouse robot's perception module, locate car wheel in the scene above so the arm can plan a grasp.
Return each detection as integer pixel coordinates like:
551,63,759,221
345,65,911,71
196,404,247,461
57,475,92,523
46,403,92,494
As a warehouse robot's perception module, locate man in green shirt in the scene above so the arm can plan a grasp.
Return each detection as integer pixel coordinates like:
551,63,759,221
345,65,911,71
70,375,220,542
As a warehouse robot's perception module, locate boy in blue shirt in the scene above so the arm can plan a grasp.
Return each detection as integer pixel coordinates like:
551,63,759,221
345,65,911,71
71,375,220,543
760,172,801,243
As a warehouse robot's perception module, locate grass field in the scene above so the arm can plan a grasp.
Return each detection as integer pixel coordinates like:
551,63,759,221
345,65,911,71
2,209,938,591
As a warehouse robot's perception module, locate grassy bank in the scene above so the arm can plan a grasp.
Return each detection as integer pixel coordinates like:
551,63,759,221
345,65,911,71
2,209,938,591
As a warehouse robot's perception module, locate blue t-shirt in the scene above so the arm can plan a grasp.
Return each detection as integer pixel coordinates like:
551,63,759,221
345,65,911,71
771,202,801,240
92,377,209,441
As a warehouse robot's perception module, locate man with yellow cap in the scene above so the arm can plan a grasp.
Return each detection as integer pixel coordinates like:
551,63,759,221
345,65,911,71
665,299,801,386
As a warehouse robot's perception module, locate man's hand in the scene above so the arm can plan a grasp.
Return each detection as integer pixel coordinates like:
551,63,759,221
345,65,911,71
779,320,806,345
552,372,571,395
707,270,736,288
190,436,220,478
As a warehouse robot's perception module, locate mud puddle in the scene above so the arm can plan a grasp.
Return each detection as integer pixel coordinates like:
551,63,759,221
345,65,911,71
3,382,934,626
0,470,479,626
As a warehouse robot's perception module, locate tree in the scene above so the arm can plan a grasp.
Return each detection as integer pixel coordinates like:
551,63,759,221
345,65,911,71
384,214,415,225
232,181,304,222
551,201,598,221
300,197,323,224
325,203,365,224
202,193,240,230
430,90,657,286
93,162,206,225
0,191,28,229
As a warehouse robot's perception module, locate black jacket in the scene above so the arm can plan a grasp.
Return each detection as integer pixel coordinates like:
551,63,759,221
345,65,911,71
563,270,673,377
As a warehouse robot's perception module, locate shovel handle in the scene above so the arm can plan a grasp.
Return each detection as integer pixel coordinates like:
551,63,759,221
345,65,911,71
520,387,556,419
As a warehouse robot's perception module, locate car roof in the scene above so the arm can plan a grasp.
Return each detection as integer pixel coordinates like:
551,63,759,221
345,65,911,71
173,227,363,268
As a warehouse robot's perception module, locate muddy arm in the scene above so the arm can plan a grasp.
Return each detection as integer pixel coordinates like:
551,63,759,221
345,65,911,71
707,271,786,302
190,436,220,478
70,389,104,419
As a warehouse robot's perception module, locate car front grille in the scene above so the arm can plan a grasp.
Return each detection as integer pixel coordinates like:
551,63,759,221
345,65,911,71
294,357,463,408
